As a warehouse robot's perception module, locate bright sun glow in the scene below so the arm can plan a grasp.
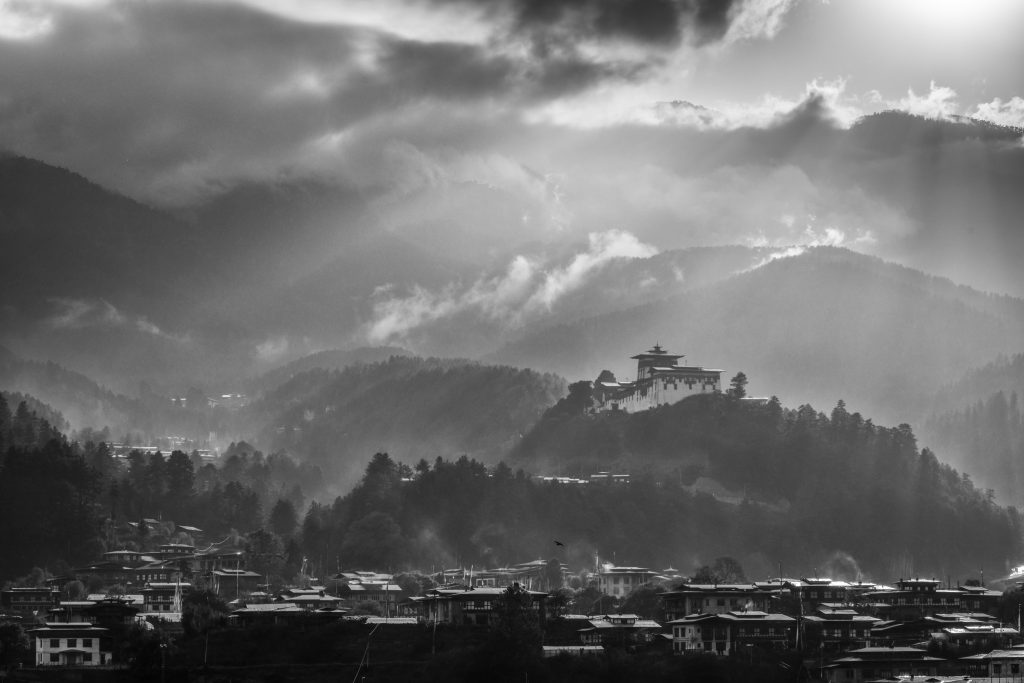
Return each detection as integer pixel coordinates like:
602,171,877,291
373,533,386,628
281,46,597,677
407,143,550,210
860,0,1020,32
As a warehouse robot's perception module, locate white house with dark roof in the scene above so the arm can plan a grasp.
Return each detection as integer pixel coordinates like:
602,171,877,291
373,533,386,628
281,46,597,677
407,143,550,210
30,622,110,666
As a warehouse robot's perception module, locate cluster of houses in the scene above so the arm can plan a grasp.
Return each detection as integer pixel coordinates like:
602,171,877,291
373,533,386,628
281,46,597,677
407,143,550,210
6,542,1024,682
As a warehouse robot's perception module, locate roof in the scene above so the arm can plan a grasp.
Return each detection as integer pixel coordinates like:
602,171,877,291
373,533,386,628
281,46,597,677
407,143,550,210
668,583,765,592
804,614,878,624
667,611,794,625
86,594,143,605
29,624,108,637
364,617,418,625
233,603,306,614
211,569,261,578
962,648,1024,660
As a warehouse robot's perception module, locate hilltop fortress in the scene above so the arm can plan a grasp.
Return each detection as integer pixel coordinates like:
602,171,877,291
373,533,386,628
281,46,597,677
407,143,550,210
593,344,722,412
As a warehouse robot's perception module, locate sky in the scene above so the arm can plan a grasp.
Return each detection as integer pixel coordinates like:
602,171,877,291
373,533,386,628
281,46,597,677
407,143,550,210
3,0,1024,346
1,0,1021,206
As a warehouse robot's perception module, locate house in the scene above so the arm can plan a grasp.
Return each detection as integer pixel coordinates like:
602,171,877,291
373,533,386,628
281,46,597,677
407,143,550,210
101,549,152,567
961,646,1024,680
668,610,796,655
413,585,547,627
871,612,1003,648
331,576,404,613
802,606,879,652
131,559,188,585
822,646,949,683
72,560,136,587
866,579,1002,619
141,582,189,613
798,578,852,609
210,569,262,600
29,622,111,666
597,564,659,598
195,548,245,574
661,583,775,621
935,622,1021,652
0,586,61,618
577,613,665,648
278,588,344,611
46,601,97,623
81,597,140,631
592,344,722,412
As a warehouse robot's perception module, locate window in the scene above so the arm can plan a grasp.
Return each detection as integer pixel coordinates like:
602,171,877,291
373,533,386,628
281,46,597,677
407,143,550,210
83,639,92,647
67,638,77,647
1013,664,1021,674
50,653,59,663
50,639,59,648
994,664,1003,675
84,653,93,662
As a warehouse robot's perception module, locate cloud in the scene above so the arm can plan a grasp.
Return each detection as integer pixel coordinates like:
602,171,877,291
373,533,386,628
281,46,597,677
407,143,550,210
255,336,291,363
971,96,1024,128
745,225,878,270
46,297,189,342
363,229,658,343
0,0,802,205
893,80,960,119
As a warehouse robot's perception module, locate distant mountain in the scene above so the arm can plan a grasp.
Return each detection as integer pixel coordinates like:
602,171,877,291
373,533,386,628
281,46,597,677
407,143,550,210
0,154,209,322
0,347,142,433
248,346,413,394
918,353,1024,504
490,247,1024,427
236,356,566,493
927,353,1024,418
0,347,228,443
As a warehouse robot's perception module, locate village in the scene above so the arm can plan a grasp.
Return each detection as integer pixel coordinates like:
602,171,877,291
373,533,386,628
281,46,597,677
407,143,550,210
3,526,1024,683
3,344,1023,682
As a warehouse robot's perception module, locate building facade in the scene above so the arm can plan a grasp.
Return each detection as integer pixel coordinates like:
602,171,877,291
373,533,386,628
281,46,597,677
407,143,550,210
30,623,111,666
593,344,722,412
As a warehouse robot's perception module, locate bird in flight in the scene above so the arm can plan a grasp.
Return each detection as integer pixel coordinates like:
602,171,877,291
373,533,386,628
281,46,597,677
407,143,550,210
554,540,565,547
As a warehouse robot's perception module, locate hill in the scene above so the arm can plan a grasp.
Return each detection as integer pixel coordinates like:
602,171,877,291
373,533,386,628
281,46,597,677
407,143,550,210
919,353,1024,505
248,346,413,394
490,247,1024,427
236,357,566,492
305,393,1023,580
0,154,212,322
0,347,142,433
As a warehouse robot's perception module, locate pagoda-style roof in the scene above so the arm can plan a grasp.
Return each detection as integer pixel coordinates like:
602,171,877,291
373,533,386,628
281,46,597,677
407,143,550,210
630,343,683,361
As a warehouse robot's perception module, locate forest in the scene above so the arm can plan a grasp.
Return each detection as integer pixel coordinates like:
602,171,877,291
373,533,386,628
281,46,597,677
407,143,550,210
2,384,1022,586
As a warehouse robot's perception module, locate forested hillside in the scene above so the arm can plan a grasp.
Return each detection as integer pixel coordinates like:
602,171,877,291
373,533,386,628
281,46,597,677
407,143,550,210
3,382,1021,585
0,397,322,581
247,346,411,395
916,354,1024,504
924,390,1024,505
494,391,1021,578
238,357,565,490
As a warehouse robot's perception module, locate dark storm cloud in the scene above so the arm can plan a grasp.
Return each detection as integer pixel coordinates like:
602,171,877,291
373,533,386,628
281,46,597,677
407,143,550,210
503,0,741,46
3,0,741,203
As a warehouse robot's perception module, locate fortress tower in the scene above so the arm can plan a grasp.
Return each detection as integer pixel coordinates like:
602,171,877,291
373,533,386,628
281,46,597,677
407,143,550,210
593,344,722,412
